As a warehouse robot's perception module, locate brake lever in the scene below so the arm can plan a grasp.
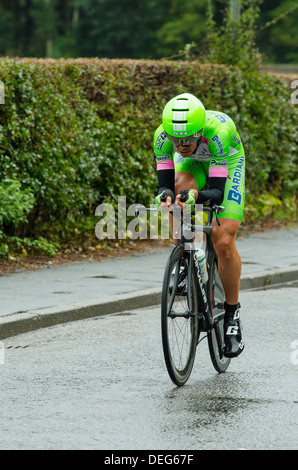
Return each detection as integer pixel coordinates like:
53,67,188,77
214,206,221,226
134,204,146,217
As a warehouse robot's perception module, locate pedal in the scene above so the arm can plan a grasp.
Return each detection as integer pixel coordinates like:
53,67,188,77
216,302,225,310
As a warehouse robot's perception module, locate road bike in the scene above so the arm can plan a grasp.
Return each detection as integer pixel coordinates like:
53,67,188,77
136,201,231,386
161,202,231,386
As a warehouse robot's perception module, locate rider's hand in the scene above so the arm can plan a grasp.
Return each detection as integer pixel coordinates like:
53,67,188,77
154,189,175,211
175,189,198,213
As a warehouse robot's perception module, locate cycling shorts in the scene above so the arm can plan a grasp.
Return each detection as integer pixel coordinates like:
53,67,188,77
174,150,245,222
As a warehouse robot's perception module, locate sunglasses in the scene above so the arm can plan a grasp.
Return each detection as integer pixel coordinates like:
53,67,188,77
166,129,203,147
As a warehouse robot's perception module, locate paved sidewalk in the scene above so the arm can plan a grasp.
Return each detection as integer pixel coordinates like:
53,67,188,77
0,226,297,339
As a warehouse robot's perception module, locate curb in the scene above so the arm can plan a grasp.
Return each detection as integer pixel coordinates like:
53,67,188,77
0,288,162,341
239,265,298,291
1,265,297,341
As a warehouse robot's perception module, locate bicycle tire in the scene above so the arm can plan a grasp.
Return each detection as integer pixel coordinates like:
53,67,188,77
161,244,199,386
206,250,231,373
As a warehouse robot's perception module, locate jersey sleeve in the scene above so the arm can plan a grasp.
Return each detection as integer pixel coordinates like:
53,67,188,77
198,119,232,205
154,124,175,194
208,127,231,179
154,124,175,171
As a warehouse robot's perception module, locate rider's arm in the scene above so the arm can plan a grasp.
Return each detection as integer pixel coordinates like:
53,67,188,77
196,126,231,205
196,177,226,205
157,168,175,196
154,124,175,200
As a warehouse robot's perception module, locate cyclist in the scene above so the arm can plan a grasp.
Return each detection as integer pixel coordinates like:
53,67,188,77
154,92,245,358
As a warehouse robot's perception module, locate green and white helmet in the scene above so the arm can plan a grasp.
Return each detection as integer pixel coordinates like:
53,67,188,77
162,93,206,146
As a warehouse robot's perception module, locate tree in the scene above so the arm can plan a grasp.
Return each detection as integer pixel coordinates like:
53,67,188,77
153,0,209,59
30,0,57,57
0,6,14,54
257,0,298,63
76,0,171,59
206,0,262,70
0,0,297,63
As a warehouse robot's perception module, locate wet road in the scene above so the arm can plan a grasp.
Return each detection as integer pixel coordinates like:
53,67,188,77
0,286,297,450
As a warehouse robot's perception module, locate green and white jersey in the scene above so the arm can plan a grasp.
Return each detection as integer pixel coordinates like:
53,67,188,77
154,110,243,176
154,110,246,221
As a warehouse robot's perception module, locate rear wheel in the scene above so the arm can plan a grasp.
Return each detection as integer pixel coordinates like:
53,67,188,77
207,251,231,373
161,244,199,386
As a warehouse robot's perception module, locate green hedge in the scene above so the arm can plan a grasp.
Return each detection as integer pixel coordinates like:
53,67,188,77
0,58,297,256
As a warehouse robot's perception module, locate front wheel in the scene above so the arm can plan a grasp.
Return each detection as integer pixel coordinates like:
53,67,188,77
207,251,231,373
161,244,199,386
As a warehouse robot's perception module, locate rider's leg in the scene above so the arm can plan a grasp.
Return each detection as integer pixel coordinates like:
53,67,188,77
211,217,241,305
211,217,244,357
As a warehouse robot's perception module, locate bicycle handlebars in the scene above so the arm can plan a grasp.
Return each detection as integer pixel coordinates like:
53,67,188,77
134,202,225,226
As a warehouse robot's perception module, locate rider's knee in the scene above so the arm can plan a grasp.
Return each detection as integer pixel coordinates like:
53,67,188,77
211,218,240,261
213,234,236,261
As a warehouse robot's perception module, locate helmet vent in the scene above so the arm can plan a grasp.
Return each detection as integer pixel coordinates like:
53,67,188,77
172,110,188,123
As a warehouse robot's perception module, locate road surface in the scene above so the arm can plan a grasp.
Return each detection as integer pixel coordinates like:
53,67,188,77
0,285,297,450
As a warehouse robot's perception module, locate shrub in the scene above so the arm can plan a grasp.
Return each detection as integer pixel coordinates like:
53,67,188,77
0,58,297,257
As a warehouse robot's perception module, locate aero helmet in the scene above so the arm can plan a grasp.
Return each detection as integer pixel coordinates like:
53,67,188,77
162,93,206,146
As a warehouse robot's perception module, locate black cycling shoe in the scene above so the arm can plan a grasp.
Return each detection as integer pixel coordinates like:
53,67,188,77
223,302,245,358
169,265,187,295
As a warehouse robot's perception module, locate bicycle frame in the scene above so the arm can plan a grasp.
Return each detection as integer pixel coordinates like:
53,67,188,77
175,204,227,361
136,201,229,382
134,201,225,329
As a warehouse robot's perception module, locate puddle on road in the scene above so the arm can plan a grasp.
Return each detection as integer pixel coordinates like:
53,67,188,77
113,312,136,317
87,275,116,279
53,291,73,294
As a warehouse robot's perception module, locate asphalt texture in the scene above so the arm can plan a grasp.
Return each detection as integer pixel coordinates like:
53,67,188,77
1,287,297,450
0,226,297,340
